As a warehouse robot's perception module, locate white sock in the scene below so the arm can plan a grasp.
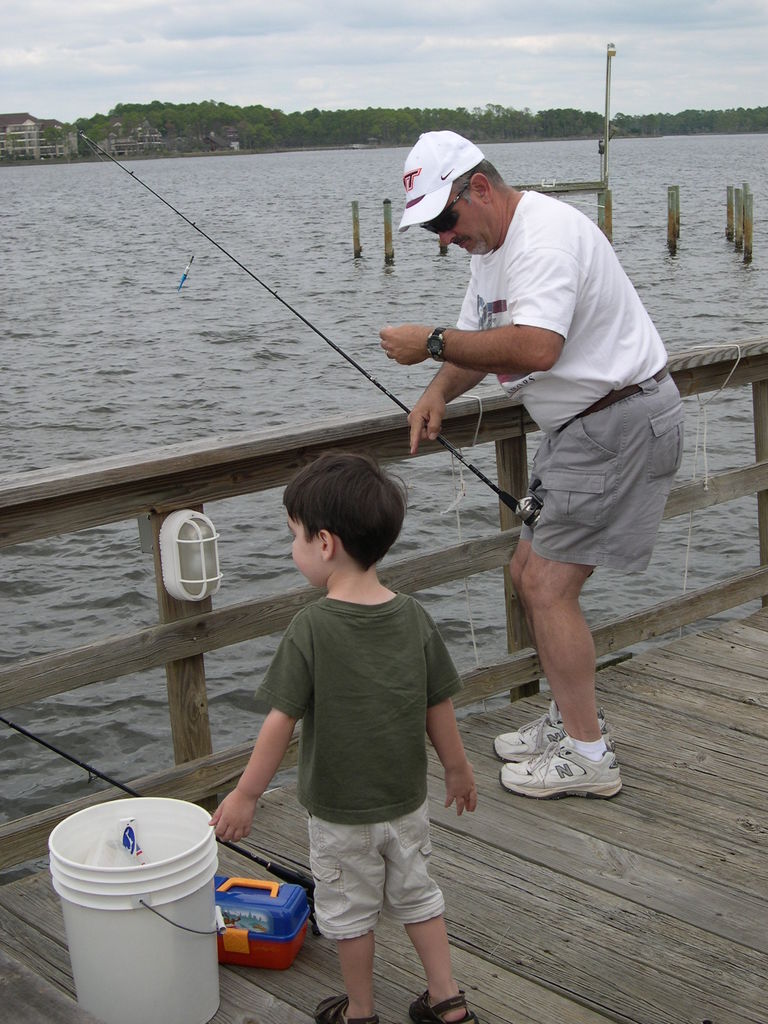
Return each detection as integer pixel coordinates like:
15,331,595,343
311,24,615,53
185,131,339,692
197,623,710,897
570,736,607,761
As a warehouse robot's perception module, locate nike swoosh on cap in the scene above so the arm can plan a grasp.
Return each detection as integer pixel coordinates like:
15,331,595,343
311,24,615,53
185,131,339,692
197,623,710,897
440,170,454,180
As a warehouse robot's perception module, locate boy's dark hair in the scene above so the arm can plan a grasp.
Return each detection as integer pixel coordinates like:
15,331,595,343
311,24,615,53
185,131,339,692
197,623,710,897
283,452,407,569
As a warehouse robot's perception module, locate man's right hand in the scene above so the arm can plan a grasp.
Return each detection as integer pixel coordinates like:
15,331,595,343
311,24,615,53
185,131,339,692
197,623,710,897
408,392,446,454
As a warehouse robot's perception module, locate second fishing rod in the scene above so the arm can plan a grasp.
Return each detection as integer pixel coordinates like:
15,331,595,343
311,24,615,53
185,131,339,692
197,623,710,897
78,131,541,527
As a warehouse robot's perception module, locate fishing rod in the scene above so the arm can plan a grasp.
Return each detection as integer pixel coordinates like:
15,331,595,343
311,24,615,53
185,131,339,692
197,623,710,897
78,130,541,527
0,712,316,910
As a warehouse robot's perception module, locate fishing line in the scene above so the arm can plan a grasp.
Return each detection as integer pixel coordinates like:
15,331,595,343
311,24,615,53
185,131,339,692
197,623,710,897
0,712,316,908
681,343,743,600
78,130,540,526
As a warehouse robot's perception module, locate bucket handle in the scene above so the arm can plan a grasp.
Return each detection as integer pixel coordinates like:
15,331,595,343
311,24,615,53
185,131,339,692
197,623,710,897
216,877,280,899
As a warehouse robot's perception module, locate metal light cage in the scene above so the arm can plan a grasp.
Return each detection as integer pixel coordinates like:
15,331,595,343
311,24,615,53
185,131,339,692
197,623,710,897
159,510,222,602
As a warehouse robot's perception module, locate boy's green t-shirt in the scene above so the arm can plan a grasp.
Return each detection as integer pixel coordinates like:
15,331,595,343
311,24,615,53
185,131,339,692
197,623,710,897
257,593,461,824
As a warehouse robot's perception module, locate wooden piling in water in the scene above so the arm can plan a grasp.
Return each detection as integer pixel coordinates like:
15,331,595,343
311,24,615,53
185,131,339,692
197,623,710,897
673,185,680,238
744,190,754,264
667,186,677,255
726,186,734,240
734,188,744,251
351,200,362,259
383,199,394,265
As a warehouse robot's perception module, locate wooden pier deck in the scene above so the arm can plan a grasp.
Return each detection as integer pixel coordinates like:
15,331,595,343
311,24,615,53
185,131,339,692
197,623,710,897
1,609,766,1024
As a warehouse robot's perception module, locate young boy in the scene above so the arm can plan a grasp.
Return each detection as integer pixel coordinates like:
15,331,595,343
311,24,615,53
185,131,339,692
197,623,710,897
210,452,479,1024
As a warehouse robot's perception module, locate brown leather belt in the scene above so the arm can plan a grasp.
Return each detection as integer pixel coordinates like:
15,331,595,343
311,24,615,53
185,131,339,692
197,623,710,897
557,367,669,433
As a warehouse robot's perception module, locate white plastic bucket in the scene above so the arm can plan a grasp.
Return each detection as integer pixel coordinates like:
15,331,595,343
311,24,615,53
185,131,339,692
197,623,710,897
49,797,219,1024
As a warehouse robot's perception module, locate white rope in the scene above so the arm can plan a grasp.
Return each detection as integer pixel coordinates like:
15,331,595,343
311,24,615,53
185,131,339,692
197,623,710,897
681,344,743,597
442,393,486,667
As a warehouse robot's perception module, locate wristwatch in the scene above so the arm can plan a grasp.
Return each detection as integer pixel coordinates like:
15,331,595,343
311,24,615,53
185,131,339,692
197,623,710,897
427,327,448,361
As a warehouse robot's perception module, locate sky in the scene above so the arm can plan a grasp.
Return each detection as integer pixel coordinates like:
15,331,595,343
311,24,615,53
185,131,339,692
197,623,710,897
2,1,767,124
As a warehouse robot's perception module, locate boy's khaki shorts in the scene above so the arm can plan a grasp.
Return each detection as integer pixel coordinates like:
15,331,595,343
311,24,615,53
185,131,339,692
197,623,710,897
308,799,445,940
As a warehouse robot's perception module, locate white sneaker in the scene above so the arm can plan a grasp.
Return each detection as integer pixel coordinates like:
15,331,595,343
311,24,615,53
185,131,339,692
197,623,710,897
499,736,622,799
493,700,608,762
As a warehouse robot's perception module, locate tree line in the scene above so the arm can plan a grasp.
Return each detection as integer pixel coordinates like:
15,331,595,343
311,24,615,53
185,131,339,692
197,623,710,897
74,100,768,154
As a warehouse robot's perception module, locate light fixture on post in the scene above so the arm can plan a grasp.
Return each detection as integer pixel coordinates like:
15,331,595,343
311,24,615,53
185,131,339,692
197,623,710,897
159,509,222,602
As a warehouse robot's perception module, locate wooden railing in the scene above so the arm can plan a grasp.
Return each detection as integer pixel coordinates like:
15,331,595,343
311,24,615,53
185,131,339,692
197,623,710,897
2,338,768,871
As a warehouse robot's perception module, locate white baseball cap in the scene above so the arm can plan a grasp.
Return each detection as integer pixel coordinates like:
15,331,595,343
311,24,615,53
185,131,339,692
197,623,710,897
398,131,485,232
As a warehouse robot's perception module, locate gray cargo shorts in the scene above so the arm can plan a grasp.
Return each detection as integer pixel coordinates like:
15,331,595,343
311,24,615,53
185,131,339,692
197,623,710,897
520,374,684,571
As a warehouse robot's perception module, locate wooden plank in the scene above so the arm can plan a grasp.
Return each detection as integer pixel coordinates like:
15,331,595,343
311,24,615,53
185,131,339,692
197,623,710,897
598,662,768,740
624,647,768,699
1,339,767,551
428,762,768,952
661,459,768,518
0,813,620,1024
217,712,768,1024
5,567,768,871
0,528,523,708
0,400,528,547
0,948,101,1023
431,837,767,1024
653,633,768,679
214,805,674,1024
5,545,762,718
468,703,768,896
0,875,314,1024
3,710,767,1024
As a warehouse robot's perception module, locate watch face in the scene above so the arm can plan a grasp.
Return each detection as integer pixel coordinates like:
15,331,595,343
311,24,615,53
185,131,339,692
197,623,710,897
428,330,445,360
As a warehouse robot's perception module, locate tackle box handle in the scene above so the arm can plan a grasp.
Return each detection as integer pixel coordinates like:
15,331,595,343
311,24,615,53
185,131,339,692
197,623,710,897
216,877,280,898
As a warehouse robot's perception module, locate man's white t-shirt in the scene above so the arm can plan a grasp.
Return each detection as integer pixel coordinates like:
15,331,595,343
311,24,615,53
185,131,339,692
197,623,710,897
456,190,668,433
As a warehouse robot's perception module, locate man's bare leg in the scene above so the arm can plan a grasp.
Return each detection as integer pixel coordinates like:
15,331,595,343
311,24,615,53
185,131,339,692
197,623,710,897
510,540,600,741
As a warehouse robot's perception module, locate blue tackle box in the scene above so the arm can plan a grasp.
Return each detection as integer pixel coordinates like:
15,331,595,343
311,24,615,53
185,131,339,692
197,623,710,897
214,874,311,969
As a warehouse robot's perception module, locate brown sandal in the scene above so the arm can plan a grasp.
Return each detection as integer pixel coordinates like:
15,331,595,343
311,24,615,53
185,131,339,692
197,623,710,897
314,993,380,1024
409,989,480,1023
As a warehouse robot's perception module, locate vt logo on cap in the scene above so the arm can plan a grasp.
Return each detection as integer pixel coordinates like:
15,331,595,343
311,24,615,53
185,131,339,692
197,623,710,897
399,131,484,232
403,168,422,191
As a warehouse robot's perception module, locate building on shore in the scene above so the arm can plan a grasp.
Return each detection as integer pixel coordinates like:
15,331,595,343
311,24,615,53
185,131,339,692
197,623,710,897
101,118,166,156
0,113,77,159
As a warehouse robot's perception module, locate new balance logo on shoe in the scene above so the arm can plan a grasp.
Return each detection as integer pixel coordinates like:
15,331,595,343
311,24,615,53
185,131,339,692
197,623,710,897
499,736,622,800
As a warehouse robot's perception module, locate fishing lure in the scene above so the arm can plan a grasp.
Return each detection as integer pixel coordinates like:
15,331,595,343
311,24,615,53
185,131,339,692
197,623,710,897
78,130,541,526
177,255,194,292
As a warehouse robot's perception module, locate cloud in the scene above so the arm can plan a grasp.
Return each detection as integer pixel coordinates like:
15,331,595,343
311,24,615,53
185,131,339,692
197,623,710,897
1,1,766,123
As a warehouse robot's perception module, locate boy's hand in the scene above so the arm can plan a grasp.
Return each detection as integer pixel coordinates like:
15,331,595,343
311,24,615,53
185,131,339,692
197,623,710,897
443,763,478,815
209,788,259,842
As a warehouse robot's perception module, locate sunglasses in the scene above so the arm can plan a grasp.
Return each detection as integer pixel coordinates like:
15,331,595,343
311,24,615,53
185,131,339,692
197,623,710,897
421,183,470,234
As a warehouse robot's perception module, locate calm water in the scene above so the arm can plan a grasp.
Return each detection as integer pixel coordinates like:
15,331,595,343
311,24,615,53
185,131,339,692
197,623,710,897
1,135,766,841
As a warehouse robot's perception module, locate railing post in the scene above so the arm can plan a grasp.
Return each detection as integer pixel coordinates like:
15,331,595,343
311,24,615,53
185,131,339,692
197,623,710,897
754,380,768,606
150,509,214,774
495,417,539,700
598,189,613,243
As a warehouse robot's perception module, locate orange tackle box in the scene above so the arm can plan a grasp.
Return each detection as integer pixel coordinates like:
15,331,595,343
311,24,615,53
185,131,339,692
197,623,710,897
215,875,311,970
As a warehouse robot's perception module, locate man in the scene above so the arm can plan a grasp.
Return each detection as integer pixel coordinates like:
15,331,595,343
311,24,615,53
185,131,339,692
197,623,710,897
380,130,684,799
